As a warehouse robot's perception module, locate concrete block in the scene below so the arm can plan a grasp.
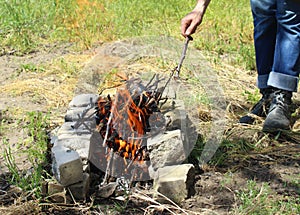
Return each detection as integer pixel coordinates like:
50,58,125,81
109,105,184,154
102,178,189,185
68,173,90,200
51,145,83,186
57,122,95,136
65,107,96,122
153,164,195,204
54,134,91,159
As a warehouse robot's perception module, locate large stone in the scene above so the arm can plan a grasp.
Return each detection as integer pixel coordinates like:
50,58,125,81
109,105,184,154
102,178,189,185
161,99,198,156
46,179,66,203
88,132,105,171
68,173,90,200
147,129,187,170
96,182,118,198
47,179,65,195
153,164,195,204
161,84,176,99
51,145,83,186
68,94,99,108
161,99,187,131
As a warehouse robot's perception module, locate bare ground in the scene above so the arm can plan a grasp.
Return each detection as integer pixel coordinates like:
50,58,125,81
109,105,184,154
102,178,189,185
0,37,299,214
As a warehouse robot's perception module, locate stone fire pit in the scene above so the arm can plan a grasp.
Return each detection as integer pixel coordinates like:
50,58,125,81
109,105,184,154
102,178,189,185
47,36,226,204
50,78,198,203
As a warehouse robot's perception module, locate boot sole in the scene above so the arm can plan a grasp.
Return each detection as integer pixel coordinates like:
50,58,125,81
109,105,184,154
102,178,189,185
262,125,291,133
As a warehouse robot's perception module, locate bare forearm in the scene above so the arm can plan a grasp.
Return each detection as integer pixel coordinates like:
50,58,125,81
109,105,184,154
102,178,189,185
193,0,211,14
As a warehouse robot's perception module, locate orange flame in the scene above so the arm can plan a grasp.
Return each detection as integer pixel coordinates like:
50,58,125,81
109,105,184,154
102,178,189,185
96,85,154,163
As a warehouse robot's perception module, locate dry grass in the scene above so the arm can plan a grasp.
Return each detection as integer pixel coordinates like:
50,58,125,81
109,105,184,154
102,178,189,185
0,78,76,108
0,200,41,215
0,54,92,109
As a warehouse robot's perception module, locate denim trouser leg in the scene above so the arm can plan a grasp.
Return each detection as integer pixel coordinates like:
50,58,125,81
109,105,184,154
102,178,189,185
251,0,300,92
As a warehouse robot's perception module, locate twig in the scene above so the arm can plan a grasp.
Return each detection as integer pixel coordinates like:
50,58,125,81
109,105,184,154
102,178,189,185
244,184,265,215
102,93,118,147
126,145,146,170
253,184,265,202
132,189,177,215
145,74,156,88
102,149,114,185
67,187,78,205
132,188,192,215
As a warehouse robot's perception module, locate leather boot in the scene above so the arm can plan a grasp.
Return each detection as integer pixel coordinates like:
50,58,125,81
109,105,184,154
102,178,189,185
239,88,275,124
262,89,292,132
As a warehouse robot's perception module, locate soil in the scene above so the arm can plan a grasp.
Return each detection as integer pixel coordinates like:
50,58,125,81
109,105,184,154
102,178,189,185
0,37,299,214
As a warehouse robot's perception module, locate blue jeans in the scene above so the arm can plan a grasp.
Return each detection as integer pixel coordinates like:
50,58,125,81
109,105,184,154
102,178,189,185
250,0,300,92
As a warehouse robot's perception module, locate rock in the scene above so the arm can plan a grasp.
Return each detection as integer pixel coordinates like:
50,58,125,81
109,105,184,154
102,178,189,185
153,164,195,204
161,99,187,131
68,94,99,108
161,83,177,99
68,173,90,200
161,99,198,156
47,179,65,195
51,145,83,186
65,107,96,122
148,165,158,180
54,121,96,160
46,179,66,203
147,129,187,171
57,121,95,136
50,135,58,145
88,132,106,171
54,135,91,159
96,182,118,198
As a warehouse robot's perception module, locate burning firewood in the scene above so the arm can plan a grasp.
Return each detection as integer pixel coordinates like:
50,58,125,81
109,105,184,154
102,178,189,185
95,75,167,183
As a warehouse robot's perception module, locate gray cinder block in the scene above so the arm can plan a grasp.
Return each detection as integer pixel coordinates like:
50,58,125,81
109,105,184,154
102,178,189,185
51,145,83,186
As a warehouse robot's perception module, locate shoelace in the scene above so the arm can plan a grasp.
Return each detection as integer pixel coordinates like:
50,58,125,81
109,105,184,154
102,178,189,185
270,91,291,118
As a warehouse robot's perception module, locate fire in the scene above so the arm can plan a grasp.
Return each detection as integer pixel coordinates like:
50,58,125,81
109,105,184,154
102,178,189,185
95,78,164,172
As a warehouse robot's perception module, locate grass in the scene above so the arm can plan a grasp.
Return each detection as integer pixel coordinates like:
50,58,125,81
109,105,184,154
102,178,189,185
21,63,44,72
0,53,88,108
189,135,256,168
236,180,300,215
2,111,50,198
243,88,261,104
0,0,254,69
0,0,57,54
197,0,255,69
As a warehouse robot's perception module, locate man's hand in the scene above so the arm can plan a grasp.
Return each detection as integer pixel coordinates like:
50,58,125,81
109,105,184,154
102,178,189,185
181,0,211,37
181,11,203,37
